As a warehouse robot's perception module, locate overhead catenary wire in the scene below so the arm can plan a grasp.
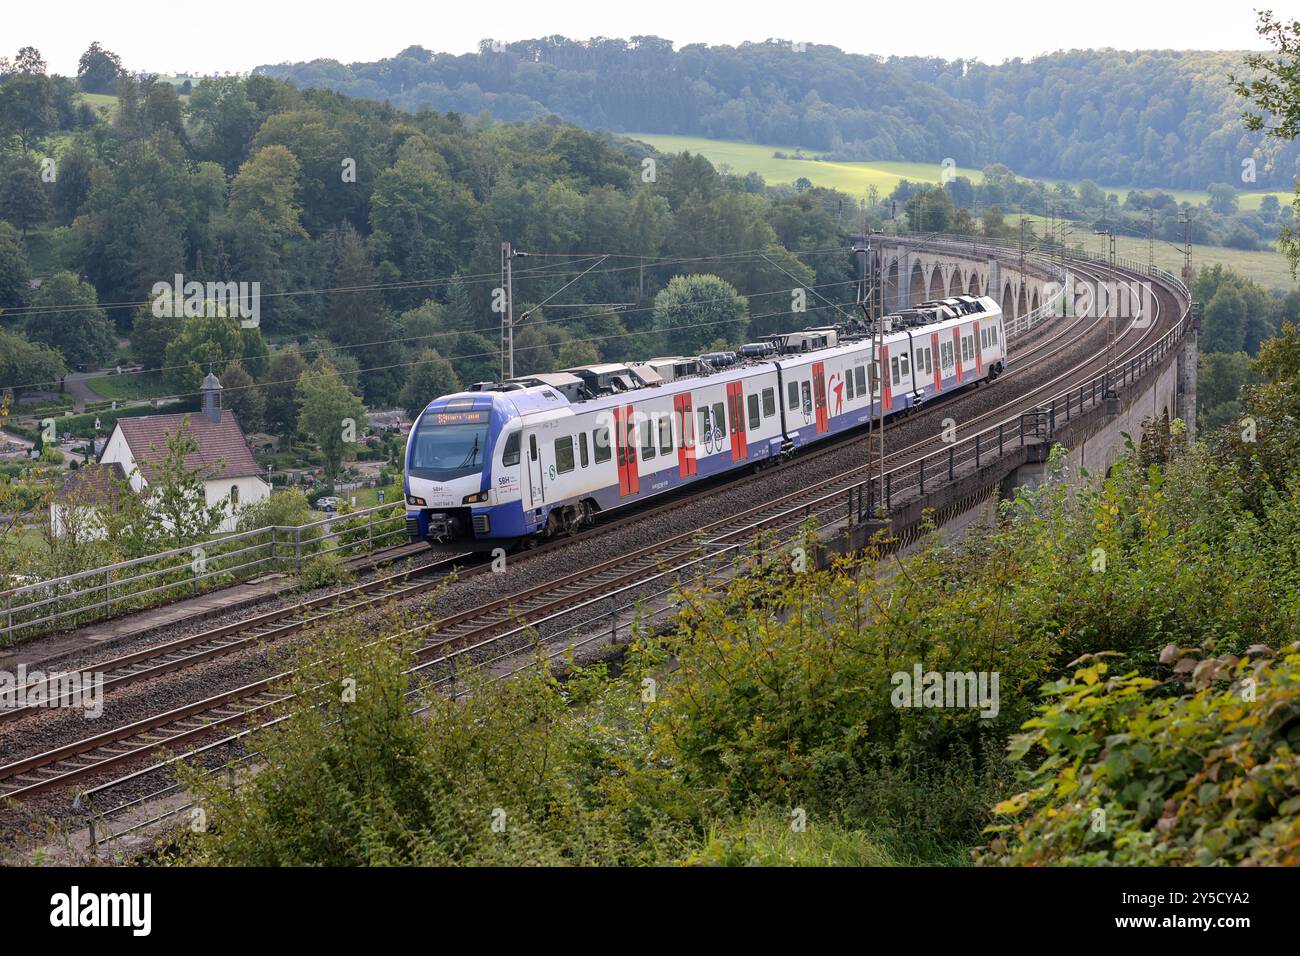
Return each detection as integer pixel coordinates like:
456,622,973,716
0,247,859,393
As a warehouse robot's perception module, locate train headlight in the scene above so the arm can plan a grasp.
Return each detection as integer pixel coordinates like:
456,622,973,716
462,491,489,504
406,495,426,506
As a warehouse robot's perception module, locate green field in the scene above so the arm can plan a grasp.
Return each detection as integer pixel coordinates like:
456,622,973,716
1076,232,1298,290
626,132,1293,213
628,132,1298,289
85,373,167,402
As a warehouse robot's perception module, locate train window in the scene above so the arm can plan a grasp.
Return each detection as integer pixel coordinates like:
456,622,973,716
502,431,520,466
593,427,611,464
579,432,589,468
713,401,727,437
748,393,761,430
762,387,776,417
900,352,910,379
845,370,855,400
856,365,868,395
923,349,933,374
800,383,811,416
639,419,656,460
698,407,711,444
554,436,575,474
529,434,538,462
941,341,954,369
787,381,799,410
890,356,900,386
659,415,673,454
991,324,999,344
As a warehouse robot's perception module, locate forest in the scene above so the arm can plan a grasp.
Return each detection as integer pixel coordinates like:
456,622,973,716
257,38,1300,193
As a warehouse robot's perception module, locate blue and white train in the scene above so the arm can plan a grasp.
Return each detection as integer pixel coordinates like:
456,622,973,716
404,295,1006,549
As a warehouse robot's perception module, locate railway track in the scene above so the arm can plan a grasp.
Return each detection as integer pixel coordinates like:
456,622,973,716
0,253,1184,806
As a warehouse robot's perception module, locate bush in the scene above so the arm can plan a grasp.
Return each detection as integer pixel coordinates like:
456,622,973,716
978,645,1300,866
295,552,354,591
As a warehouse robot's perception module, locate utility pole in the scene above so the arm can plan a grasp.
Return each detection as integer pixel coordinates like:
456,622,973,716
499,242,529,380
854,232,887,518
1147,207,1155,275
1179,210,1195,286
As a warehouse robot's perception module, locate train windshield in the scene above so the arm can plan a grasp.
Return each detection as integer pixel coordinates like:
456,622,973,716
410,410,491,481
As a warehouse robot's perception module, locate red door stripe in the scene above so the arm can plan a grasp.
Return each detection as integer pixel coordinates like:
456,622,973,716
952,328,963,385
881,346,893,410
930,331,942,392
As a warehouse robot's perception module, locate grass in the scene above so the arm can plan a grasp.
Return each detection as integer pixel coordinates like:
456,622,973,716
1064,232,1299,290
627,132,1299,289
627,132,1294,215
84,373,168,402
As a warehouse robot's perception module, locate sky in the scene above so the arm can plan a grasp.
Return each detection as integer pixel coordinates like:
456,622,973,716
4,0,1284,77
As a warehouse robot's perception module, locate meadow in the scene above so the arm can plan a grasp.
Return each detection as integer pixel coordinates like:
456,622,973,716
625,132,1294,213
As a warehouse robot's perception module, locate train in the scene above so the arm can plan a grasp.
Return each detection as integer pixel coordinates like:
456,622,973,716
404,294,1007,549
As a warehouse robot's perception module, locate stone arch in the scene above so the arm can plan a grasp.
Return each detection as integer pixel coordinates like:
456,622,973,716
1001,282,1015,318
968,270,981,295
886,259,900,312
909,261,926,307
1017,283,1028,319
927,264,945,300
947,269,962,297
1030,287,1041,315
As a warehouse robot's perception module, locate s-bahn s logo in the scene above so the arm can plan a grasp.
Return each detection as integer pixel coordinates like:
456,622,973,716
547,464,556,480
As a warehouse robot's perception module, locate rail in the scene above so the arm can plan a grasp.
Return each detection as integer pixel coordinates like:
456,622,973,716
843,249,1192,518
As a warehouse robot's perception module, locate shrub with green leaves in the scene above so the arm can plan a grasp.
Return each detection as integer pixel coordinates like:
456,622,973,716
979,645,1300,866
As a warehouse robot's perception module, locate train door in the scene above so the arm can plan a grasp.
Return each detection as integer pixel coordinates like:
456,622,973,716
613,404,639,497
930,332,942,392
725,381,749,462
952,328,964,385
674,392,697,478
880,345,893,411
811,362,829,433
973,322,984,376
526,433,545,508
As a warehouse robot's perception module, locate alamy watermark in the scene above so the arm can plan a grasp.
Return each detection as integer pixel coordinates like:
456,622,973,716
890,663,999,718
1,666,104,718
151,273,261,328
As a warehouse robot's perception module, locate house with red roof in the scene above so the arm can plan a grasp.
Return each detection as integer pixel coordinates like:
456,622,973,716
95,373,270,532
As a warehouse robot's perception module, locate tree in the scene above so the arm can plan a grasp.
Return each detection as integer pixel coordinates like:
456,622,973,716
651,274,748,355
220,362,265,432
296,359,366,480
0,220,30,308
0,325,65,396
1207,182,1239,216
131,424,228,550
0,54,56,153
263,348,308,437
163,313,266,396
51,143,98,224
76,42,121,94
399,349,460,420
25,271,115,368
1236,11,1300,276
0,164,50,235
131,299,183,373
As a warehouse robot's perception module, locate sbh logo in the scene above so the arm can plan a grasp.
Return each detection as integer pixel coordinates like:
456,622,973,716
151,274,261,328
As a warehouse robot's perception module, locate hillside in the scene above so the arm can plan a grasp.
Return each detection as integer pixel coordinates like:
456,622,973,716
256,39,1300,193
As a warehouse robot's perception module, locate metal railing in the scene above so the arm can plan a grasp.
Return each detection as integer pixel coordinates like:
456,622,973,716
1,501,408,644
844,247,1192,520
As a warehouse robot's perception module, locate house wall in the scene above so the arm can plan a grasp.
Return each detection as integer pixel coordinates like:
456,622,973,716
100,427,143,491
206,475,271,532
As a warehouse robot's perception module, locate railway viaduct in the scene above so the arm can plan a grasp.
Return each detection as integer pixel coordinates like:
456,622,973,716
824,234,1198,559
